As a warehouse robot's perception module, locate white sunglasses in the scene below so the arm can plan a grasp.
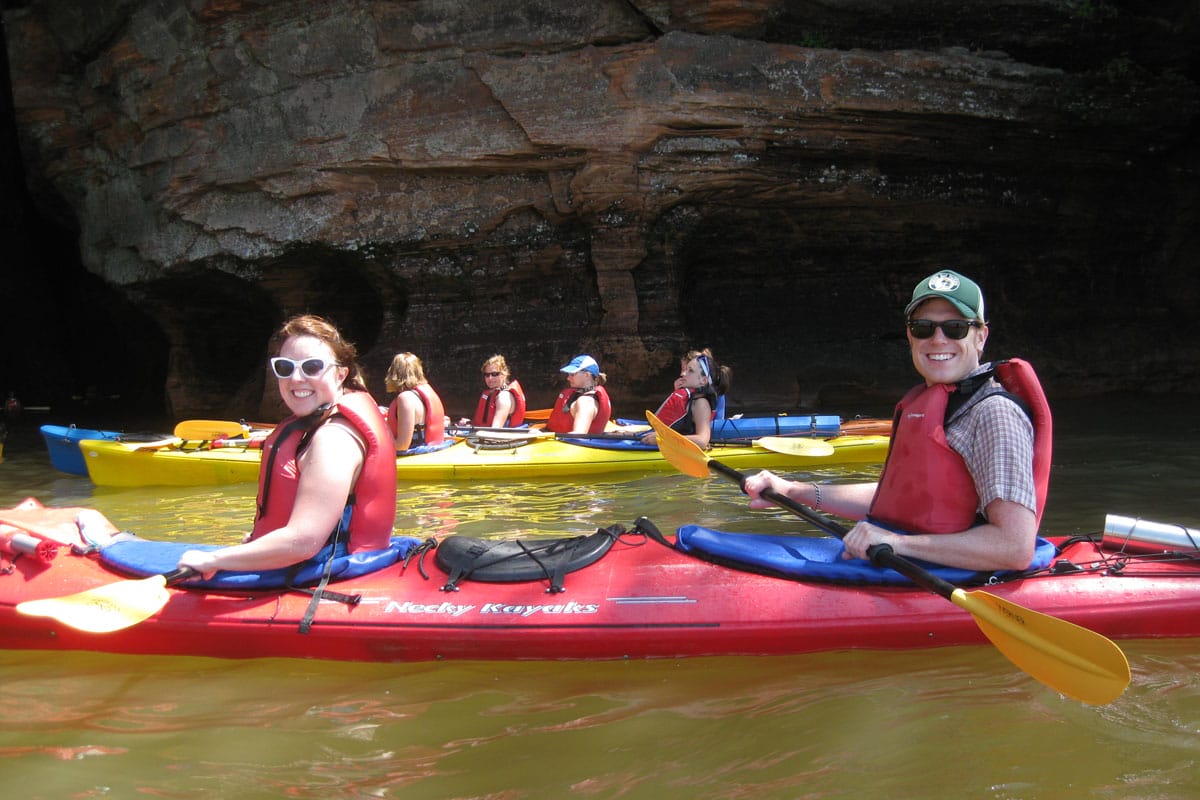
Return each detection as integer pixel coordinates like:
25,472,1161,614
269,357,339,379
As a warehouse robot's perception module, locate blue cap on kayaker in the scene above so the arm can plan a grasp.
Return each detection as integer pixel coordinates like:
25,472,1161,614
905,269,986,322
560,355,600,375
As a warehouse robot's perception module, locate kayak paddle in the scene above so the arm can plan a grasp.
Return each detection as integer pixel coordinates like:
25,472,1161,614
16,567,196,633
646,410,1131,705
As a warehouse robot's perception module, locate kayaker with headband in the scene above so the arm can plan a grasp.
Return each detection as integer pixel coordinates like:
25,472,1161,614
639,348,731,449
177,314,397,579
744,269,1051,572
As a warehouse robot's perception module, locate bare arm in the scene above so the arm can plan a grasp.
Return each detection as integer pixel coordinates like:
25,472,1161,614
841,498,1037,572
743,470,876,520
745,470,1036,571
489,389,515,428
687,397,714,448
569,395,598,434
392,392,423,450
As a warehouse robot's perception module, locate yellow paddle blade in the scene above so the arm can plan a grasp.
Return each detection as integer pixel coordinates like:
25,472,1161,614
951,588,1131,705
174,419,247,439
753,436,836,457
17,574,172,633
646,411,712,477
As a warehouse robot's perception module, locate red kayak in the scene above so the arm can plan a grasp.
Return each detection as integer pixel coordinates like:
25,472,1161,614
2,500,1199,665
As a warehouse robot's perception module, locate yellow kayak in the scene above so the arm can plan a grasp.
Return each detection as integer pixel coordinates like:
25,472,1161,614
78,434,889,487
80,439,262,487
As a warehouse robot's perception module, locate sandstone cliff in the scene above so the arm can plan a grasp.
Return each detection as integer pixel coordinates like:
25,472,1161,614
2,0,1197,420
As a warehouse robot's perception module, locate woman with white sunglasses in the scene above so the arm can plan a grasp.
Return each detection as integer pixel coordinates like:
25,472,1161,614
177,314,396,579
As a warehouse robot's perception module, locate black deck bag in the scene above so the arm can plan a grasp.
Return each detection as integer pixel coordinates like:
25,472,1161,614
435,523,632,593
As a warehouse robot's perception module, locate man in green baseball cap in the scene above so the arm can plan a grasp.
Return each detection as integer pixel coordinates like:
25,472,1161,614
901,269,990,389
744,269,1052,574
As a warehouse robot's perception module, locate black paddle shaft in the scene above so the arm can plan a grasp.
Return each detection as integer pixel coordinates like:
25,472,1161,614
163,567,198,584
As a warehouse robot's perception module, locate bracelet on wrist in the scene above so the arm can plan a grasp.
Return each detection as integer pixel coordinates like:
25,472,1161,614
811,482,822,510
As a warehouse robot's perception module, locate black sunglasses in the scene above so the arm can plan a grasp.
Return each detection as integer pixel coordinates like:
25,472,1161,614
482,371,503,378
906,319,982,340
270,357,338,379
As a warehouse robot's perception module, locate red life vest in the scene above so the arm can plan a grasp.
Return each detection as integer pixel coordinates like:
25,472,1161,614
997,358,1052,526
412,383,445,444
387,383,446,446
868,358,1052,534
252,391,396,553
472,380,527,427
654,387,717,435
545,386,612,434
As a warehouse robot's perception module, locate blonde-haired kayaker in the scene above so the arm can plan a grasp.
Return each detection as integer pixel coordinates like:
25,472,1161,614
383,352,447,452
544,355,612,435
459,354,526,428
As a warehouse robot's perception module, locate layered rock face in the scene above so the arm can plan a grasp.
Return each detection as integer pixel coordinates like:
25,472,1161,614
3,0,1198,420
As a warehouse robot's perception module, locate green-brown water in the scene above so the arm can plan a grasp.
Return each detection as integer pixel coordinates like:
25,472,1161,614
1,396,1198,799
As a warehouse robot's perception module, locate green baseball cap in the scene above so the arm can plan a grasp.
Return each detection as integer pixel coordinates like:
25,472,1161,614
905,270,986,321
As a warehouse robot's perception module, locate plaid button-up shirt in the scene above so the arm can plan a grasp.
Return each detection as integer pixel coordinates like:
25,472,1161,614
944,363,1038,518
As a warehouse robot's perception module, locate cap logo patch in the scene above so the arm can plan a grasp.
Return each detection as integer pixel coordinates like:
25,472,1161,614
928,272,960,292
